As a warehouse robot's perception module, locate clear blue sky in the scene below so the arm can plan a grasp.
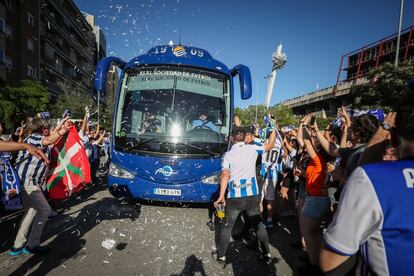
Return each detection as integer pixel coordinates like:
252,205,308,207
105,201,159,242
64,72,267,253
76,0,414,108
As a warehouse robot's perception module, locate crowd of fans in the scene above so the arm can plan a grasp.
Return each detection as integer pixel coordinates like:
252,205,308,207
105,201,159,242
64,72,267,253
0,108,111,255
1,79,413,275
213,79,414,275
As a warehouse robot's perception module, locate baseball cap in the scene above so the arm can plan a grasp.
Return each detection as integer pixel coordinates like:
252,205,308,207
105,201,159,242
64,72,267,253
242,126,255,134
232,126,246,136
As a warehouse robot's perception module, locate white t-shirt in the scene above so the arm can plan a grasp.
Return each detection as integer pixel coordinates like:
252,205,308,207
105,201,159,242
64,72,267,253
222,142,264,198
78,130,92,158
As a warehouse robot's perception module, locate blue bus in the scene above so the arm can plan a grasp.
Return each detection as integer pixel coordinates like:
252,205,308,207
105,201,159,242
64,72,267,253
94,44,252,203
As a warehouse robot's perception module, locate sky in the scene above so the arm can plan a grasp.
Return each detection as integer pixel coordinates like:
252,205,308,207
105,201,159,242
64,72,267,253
75,0,414,108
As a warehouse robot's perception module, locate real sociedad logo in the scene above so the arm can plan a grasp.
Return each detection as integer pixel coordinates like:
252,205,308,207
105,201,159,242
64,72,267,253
155,166,178,177
172,45,187,57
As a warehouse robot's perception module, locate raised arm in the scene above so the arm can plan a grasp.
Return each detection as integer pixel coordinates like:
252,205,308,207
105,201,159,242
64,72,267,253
263,129,276,152
283,136,294,153
297,114,311,149
233,116,241,127
93,130,106,145
93,124,100,139
0,141,49,163
81,109,88,133
43,117,69,146
359,112,396,166
302,126,318,159
17,125,24,143
312,121,340,158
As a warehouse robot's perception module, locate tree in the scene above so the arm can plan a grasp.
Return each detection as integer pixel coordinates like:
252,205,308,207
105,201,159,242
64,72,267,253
270,105,299,127
49,88,115,130
49,88,96,119
0,80,50,129
350,62,414,111
234,104,298,127
100,95,115,130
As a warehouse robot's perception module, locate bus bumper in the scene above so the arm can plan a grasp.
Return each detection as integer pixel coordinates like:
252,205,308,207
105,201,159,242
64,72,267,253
108,175,219,203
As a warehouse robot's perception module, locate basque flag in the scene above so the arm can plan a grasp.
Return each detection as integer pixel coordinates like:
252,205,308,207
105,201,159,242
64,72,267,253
46,125,91,200
1,154,23,210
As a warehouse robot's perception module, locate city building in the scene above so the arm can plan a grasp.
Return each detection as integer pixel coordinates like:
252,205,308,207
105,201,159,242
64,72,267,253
0,0,97,98
40,0,96,96
83,11,118,105
336,26,414,86
83,12,106,66
0,0,41,85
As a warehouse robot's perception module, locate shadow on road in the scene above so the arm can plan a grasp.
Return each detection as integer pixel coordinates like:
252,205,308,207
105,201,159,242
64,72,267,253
8,194,141,275
171,254,207,276
268,216,303,275
225,241,278,276
0,180,107,255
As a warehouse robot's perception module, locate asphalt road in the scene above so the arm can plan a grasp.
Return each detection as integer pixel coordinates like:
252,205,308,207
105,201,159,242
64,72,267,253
0,180,303,276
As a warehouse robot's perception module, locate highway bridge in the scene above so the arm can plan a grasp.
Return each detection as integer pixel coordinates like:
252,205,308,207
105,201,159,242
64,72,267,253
279,78,368,116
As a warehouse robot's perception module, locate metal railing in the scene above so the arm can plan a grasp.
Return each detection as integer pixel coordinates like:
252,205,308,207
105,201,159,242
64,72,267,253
281,79,368,108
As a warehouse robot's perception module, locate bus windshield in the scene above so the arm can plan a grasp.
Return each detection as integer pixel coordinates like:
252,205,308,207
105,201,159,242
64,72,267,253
114,65,231,156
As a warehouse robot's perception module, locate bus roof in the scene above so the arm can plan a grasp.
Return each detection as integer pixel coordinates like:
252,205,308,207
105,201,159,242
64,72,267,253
124,45,231,75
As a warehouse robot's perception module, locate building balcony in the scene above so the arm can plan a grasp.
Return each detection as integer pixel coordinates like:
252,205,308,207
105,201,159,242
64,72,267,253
41,14,93,63
43,62,92,93
42,37,93,79
45,0,93,48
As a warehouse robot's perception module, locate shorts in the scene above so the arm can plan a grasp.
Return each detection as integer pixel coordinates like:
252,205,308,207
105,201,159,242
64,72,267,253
296,179,306,199
301,196,330,220
262,177,276,201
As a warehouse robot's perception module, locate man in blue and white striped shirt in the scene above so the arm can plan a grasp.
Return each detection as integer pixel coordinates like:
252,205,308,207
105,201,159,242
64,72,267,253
213,126,276,264
10,116,69,256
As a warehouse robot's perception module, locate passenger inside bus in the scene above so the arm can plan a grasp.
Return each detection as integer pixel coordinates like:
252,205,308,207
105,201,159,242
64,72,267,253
139,112,162,134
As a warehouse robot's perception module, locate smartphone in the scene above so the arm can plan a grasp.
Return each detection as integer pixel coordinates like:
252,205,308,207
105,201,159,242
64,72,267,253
309,116,316,125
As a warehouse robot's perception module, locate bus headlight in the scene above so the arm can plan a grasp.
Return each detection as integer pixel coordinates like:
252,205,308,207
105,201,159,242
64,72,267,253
201,174,220,184
109,163,135,179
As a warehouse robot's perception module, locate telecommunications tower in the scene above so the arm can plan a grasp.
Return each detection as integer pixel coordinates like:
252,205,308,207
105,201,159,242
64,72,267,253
264,44,287,108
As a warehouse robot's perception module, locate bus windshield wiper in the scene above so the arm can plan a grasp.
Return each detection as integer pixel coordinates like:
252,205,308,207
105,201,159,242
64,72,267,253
125,137,159,151
180,142,219,156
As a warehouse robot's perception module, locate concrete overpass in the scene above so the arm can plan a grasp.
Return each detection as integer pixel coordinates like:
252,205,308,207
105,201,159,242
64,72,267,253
279,78,368,116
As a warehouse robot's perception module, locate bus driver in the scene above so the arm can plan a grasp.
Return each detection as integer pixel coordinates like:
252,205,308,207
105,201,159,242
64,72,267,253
192,110,219,133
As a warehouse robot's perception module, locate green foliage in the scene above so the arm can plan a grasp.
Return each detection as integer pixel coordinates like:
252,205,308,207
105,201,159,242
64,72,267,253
350,62,414,111
272,105,299,127
0,80,50,129
235,104,299,127
100,95,115,130
49,88,114,130
49,88,96,119
316,117,335,130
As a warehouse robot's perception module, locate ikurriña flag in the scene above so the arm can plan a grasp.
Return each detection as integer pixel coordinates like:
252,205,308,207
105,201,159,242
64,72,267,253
47,125,91,199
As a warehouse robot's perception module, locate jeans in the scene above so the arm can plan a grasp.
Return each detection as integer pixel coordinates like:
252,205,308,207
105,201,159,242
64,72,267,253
301,195,330,220
14,181,51,248
217,195,269,257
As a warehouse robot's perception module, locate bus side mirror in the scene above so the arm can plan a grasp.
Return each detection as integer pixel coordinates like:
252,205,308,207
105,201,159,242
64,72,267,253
94,56,126,94
231,65,252,100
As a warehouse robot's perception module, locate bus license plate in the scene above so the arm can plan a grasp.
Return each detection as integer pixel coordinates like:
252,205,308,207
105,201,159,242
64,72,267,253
154,188,181,196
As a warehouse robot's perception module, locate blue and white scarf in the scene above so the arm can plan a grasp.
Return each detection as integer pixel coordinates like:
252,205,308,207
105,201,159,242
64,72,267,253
1,153,23,210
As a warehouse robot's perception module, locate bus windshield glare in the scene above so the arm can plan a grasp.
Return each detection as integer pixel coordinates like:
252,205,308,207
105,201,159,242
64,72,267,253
114,65,231,156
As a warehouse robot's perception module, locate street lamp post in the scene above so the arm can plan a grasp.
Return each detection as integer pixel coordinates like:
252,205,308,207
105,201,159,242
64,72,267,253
97,90,101,125
253,77,259,124
395,0,404,66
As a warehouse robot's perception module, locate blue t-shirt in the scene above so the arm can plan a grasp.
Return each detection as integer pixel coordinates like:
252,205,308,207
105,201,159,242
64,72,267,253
192,119,219,132
324,160,414,276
